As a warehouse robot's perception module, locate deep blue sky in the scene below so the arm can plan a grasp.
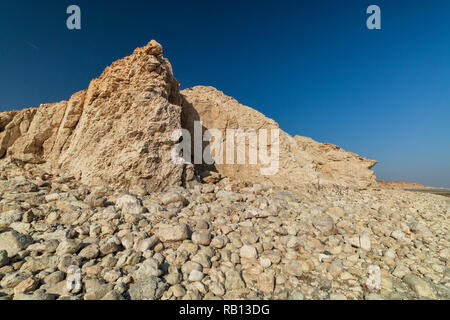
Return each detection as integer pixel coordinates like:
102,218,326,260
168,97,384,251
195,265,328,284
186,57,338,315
1,0,449,187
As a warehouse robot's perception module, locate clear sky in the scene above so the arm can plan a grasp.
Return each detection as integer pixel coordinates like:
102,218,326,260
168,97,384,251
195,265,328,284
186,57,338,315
0,0,449,187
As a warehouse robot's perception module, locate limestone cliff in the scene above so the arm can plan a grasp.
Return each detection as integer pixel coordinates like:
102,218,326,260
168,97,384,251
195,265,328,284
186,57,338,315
0,42,377,191
181,86,377,188
0,41,185,191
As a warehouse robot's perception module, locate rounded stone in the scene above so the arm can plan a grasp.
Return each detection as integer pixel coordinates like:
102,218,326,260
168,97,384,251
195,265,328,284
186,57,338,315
240,245,258,259
192,230,211,246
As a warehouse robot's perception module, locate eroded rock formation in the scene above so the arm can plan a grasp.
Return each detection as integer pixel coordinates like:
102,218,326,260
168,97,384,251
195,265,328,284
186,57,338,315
181,86,377,189
0,41,377,191
0,41,185,191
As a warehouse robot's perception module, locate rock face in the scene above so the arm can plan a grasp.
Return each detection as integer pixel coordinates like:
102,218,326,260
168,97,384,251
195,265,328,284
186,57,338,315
0,41,376,192
293,135,377,188
0,40,185,191
181,86,377,189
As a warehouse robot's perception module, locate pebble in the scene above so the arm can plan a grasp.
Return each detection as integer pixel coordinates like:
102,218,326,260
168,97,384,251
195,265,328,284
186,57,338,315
156,224,191,242
192,230,211,246
188,270,205,282
402,274,436,299
240,245,258,259
329,293,347,300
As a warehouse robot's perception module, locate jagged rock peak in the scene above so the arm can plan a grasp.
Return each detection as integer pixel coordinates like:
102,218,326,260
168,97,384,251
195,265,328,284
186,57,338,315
0,40,186,192
0,42,377,192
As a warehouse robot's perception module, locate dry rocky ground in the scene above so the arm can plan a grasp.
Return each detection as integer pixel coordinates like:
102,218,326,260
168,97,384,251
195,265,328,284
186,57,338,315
0,160,448,301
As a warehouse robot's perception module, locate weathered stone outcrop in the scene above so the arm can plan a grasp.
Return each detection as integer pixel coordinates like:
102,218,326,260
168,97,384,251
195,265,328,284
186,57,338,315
181,86,377,188
0,41,185,191
293,135,377,188
0,42,376,191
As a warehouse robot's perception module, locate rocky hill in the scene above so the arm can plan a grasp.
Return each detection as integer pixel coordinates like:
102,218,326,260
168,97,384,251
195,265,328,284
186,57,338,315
0,41,448,301
0,41,376,192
